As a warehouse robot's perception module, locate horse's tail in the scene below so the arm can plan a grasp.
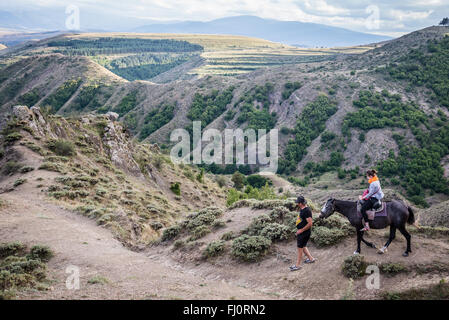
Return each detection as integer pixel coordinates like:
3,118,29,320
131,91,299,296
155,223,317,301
407,206,416,225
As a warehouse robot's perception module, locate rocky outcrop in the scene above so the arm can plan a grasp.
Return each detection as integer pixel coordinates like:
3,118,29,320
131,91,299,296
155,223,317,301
102,117,143,177
12,105,56,139
11,105,143,177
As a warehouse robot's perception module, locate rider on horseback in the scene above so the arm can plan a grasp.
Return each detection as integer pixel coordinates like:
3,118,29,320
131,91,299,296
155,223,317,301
359,169,384,231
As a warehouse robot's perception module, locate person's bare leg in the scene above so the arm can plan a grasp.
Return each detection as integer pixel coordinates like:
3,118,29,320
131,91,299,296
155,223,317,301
296,247,304,266
303,247,314,261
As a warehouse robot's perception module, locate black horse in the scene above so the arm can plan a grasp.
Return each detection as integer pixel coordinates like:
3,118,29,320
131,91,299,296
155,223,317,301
319,198,415,257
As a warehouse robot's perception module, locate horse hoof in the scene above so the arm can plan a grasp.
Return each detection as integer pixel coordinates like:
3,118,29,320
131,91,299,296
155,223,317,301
378,247,387,254
402,252,409,257
353,251,360,255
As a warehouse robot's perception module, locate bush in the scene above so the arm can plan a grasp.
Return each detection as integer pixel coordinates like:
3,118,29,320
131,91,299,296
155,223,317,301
231,235,272,262
379,262,408,276
342,255,367,279
170,182,181,196
231,171,246,190
382,279,449,300
2,161,22,175
246,175,271,189
47,139,76,157
0,242,26,258
226,185,278,207
88,276,109,285
19,166,34,173
173,239,185,250
161,225,181,242
221,231,235,241
203,240,225,258
216,176,227,188
13,178,27,187
185,207,223,230
0,242,52,297
189,225,210,241
259,223,290,241
4,132,22,145
29,245,54,262
310,226,348,247
39,162,64,173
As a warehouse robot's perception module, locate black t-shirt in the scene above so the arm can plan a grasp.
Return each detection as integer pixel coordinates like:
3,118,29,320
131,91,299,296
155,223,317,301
296,207,312,231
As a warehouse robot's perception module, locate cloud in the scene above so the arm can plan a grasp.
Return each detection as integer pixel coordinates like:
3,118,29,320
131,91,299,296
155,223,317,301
1,0,448,36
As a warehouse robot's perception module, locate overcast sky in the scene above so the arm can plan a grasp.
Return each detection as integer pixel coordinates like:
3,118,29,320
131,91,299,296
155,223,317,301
1,0,447,37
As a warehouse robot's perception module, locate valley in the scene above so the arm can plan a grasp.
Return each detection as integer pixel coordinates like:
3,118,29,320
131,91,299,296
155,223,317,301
1,23,449,300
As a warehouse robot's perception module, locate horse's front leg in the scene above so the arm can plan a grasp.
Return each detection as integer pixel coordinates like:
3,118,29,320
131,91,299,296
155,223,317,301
354,230,362,255
378,226,396,254
360,231,376,249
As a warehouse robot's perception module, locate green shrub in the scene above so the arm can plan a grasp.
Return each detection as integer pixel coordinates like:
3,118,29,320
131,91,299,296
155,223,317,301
88,276,109,285
269,206,290,221
203,240,225,258
173,239,185,250
0,242,26,258
379,262,408,276
19,166,34,173
161,225,181,242
189,225,211,241
409,225,449,237
0,242,52,297
246,175,271,189
39,162,64,172
243,214,273,236
2,161,22,175
216,176,227,188
231,235,272,262
170,182,181,196
185,207,223,230
4,132,22,145
13,178,27,187
342,255,367,279
259,223,290,241
46,139,76,157
226,185,278,207
29,245,54,262
221,231,235,241
212,220,226,229
310,226,348,247
382,279,449,300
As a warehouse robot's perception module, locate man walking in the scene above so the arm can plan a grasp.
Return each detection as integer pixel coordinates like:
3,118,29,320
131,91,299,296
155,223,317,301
290,196,316,271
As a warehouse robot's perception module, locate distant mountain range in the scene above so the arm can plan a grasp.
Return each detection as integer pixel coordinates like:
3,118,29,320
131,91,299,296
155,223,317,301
133,16,392,47
0,10,391,48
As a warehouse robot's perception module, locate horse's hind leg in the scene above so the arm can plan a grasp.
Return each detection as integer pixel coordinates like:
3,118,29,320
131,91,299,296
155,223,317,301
361,231,376,249
379,226,396,254
398,226,412,257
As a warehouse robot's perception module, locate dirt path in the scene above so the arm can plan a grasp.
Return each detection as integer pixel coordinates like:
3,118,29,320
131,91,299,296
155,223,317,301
0,178,272,300
1,171,448,300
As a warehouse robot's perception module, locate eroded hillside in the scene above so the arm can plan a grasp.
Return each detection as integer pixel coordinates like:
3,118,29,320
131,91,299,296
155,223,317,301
0,106,226,249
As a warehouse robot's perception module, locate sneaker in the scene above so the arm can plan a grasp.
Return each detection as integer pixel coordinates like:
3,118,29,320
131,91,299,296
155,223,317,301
304,258,316,264
289,265,301,271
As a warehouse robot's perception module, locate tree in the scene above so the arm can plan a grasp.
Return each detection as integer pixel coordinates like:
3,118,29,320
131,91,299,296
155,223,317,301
439,17,449,26
231,172,246,190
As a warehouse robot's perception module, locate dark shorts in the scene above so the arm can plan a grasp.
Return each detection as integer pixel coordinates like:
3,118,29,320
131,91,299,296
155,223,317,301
296,231,311,248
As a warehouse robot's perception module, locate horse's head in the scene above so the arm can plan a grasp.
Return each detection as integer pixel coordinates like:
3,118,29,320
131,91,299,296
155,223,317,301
320,198,335,219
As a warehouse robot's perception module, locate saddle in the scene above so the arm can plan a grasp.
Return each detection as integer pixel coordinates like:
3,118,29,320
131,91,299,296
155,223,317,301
357,200,387,220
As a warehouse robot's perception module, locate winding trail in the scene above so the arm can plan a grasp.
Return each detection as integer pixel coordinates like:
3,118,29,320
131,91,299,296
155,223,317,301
0,176,271,300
